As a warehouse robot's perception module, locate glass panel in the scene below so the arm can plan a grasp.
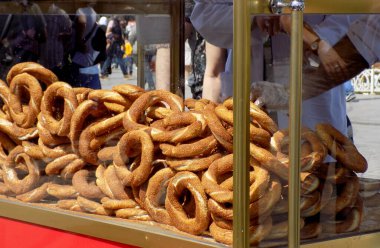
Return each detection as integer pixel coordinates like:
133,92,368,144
1,1,379,247
298,13,380,245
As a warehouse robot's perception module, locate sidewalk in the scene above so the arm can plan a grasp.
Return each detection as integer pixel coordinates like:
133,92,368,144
100,67,192,98
347,94,380,178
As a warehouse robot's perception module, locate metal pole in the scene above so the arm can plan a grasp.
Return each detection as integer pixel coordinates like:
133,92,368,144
169,0,185,97
233,0,251,247
137,43,145,89
288,2,304,248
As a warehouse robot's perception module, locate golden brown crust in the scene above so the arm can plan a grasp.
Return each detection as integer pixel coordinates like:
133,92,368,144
40,82,78,136
316,123,367,173
165,171,210,235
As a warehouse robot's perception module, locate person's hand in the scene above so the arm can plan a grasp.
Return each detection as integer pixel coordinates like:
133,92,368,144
317,40,349,80
256,16,281,36
250,81,289,110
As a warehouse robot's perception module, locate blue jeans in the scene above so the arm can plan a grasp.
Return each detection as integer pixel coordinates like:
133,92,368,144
78,73,101,89
344,80,354,95
101,55,127,76
124,56,133,75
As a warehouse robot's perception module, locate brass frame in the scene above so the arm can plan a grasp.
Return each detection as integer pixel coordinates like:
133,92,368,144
232,0,251,247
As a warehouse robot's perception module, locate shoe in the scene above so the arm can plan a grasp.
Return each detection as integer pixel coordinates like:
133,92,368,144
346,92,356,102
100,74,108,79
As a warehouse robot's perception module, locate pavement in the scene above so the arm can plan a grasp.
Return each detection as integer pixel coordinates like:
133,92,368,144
347,93,380,179
102,68,380,178
100,66,192,98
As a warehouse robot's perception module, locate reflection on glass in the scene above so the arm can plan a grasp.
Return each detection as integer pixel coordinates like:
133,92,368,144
0,1,380,247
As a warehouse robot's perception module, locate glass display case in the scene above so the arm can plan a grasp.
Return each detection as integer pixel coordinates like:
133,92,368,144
0,0,379,248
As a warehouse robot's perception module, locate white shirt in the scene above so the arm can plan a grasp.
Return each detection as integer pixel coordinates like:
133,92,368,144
190,1,264,100
348,15,380,66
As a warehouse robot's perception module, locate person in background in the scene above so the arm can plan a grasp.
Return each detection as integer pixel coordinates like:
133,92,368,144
344,80,356,102
202,41,227,102
191,1,265,101
39,4,72,80
100,25,129,79
185,0,206,99
70,6,105,89
123,34,133,78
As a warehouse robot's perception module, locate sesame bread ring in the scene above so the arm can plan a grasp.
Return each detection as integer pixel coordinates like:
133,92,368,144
37,138,72,159
132,159,168,209
249,142,288,180
89,127,125,151
271,127,326,172
144,168,175,225
165,171,210,235
40,82,78,136
123,90,184,132
322,173,360,215
160,135,219,158
0,118,38,141
22,141,44,160
114,130,154,187
0,79,10,105
202,154,270,204
45,154,83,176
146,105,174,119
209,217,272,246
300,222,322,239
78,123,101,165
76,196,112,216
3,152,40,194
72,169,105,199
112,84,145,102
8,73,42,128
184,98,213,111
301,182,334,217
37,120,70,146
165,153,223,172
101,197,138,210
214,102,271,148
315,162,351,184
97,146,117,163
57,199,83,212
300,173,320,195
69,100,108,153
150,112,205,144
47,183,79,199
208,177,281,220
96,165,131,200
16,182,49,203
0,131,17,157
0,181,12,195
203,104,233,152
73,87,92,104
272,189,322,216
6,62,58,86
322,197,363,234
316,123,367,173
222,98,278,135
115,208,152,221
211,211,271,230
88,113,124,137
88,89,132,108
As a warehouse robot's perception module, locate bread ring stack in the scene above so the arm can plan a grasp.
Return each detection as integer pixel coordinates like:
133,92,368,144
0,62,374,247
